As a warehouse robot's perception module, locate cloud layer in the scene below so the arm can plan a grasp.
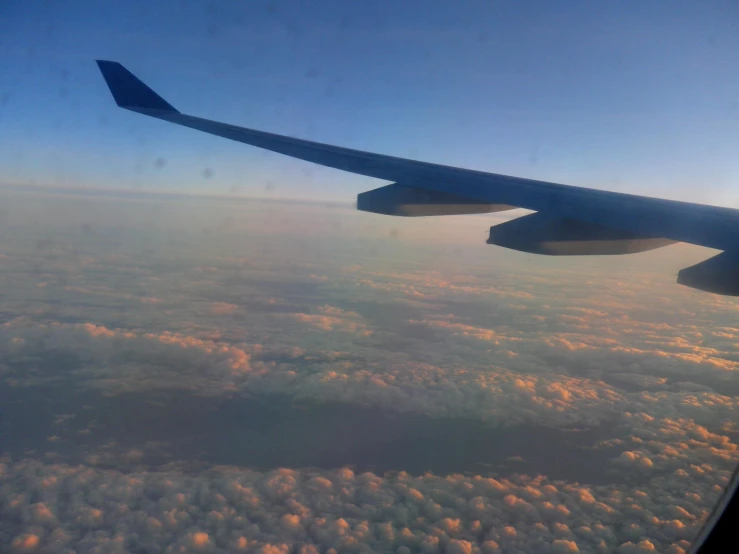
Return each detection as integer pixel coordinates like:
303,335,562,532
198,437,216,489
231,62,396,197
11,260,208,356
1,190,738,552
0,459,721,553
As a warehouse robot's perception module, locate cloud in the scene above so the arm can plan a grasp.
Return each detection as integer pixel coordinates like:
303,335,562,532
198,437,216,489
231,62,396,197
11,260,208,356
1,192,739,554
4,319,739,446
211,302,239,315
0,321,251,395
0,459,722,553
291,305,372,336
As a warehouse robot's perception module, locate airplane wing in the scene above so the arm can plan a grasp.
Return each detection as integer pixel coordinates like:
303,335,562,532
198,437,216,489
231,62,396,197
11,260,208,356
95,60,739,296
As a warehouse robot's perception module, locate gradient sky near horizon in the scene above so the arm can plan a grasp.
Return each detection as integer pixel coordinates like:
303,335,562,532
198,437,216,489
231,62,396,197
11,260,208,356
1,0,739,204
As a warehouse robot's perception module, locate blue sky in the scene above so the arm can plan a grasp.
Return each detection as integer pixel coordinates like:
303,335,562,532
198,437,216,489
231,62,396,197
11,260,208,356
1,0,738,204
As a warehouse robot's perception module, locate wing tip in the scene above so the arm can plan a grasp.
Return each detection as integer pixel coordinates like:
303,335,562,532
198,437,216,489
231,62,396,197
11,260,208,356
96,60,179,113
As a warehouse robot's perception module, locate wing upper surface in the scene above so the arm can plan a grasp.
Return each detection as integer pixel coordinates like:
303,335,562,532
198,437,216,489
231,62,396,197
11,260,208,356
96,61,739,255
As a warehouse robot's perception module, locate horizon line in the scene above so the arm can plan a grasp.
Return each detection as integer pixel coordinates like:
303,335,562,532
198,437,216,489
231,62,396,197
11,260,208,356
0,181,355,209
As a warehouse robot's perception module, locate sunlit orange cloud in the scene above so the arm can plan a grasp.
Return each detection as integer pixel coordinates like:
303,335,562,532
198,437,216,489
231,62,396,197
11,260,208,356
291,305,372,336
0,455,718,554
211,302,239,315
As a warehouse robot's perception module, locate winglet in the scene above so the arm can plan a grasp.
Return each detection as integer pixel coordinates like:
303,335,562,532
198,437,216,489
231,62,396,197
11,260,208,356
96,60,179,113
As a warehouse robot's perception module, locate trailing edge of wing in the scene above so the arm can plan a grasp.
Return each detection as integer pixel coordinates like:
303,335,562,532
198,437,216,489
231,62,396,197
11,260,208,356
94,61,739,256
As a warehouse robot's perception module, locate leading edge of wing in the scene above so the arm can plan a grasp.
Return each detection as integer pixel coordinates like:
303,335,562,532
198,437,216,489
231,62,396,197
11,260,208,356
95,60,739,253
